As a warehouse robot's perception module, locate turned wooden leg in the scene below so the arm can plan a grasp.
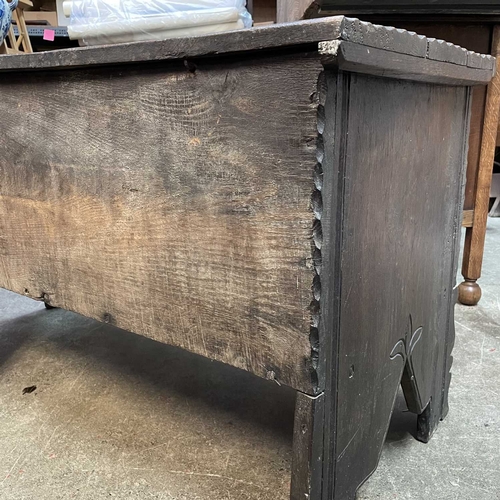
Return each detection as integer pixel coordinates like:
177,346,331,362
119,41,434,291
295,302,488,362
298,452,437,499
458,278,482,306
459,26,500,306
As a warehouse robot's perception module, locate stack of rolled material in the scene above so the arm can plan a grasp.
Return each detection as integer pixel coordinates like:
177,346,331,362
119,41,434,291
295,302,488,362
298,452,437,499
65,0,251,45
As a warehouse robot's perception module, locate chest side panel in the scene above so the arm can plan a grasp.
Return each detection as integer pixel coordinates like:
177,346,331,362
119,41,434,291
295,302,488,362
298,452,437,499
0,53,323,393
333,73,468,497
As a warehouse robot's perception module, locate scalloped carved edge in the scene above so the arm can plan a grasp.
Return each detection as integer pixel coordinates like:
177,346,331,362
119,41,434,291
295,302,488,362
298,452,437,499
341,17,428,57
336,17,496,71
308,71,327,392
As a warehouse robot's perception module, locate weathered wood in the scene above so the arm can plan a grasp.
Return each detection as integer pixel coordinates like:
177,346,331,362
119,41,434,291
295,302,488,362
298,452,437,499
325,74,470,498
380,23,491,214
390,22,493,306
320,40,494,86
340,17,428,57
290,392,324,500
459,25,500,305
427,38,467,66
0,52,326,394
0,16,494,84
339,17,494,71
439,90,472,433
0,18,344,72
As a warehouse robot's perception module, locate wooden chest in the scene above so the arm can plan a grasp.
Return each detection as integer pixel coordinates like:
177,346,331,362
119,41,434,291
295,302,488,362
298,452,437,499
0,17,494,500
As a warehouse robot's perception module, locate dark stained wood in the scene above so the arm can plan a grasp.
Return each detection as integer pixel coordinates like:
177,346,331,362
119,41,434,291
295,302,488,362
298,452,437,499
394,23,492,55
290,392,324,500
357,21,494,306
323,73,470,498
0,18,343,72
317,68,347,500
439,93,472,424
340,16,428,57
0,16,494,82
394,24,491,213
427,39,468,65
320,40,494,86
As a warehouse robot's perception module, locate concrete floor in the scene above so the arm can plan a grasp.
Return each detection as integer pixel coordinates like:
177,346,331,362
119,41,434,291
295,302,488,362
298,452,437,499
0,220,499,500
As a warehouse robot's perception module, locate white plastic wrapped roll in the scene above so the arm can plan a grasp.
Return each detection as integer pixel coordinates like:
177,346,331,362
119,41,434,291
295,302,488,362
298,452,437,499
66,7,241,39
82,19,244,45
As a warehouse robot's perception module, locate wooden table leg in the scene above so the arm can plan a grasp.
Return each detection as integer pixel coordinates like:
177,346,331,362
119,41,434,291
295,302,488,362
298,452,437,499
459,25,500,306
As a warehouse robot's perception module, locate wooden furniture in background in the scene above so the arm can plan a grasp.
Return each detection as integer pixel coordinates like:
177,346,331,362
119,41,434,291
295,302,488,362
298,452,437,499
1,0,33,54
0,18,493,500
459,26,500,304
23,10,58,25
266,0,500,306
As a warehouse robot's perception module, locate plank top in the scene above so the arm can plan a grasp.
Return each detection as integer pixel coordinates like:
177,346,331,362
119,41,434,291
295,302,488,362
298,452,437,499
0,16,495,80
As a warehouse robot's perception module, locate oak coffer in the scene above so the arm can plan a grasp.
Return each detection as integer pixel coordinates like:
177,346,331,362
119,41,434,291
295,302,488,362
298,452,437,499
0,17,495,500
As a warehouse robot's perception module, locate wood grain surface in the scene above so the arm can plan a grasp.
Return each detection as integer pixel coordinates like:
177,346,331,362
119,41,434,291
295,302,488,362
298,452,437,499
290,392,323,500
0,18,344,72
325,73,469,499
0,52,324,393
393,23,491,212
320,40,494,86
0,17,494,86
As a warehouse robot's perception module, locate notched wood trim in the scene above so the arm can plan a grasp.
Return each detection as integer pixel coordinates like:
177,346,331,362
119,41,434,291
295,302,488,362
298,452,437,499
340,17,495,70
341,16,428,57
309,70,327,394
320,41,494,86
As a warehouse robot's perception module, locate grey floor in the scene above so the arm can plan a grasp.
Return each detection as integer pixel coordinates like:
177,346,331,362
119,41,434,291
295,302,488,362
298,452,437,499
0,220,499,500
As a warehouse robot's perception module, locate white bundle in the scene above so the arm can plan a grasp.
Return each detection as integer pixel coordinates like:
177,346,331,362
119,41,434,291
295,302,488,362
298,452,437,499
67,0,252,45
